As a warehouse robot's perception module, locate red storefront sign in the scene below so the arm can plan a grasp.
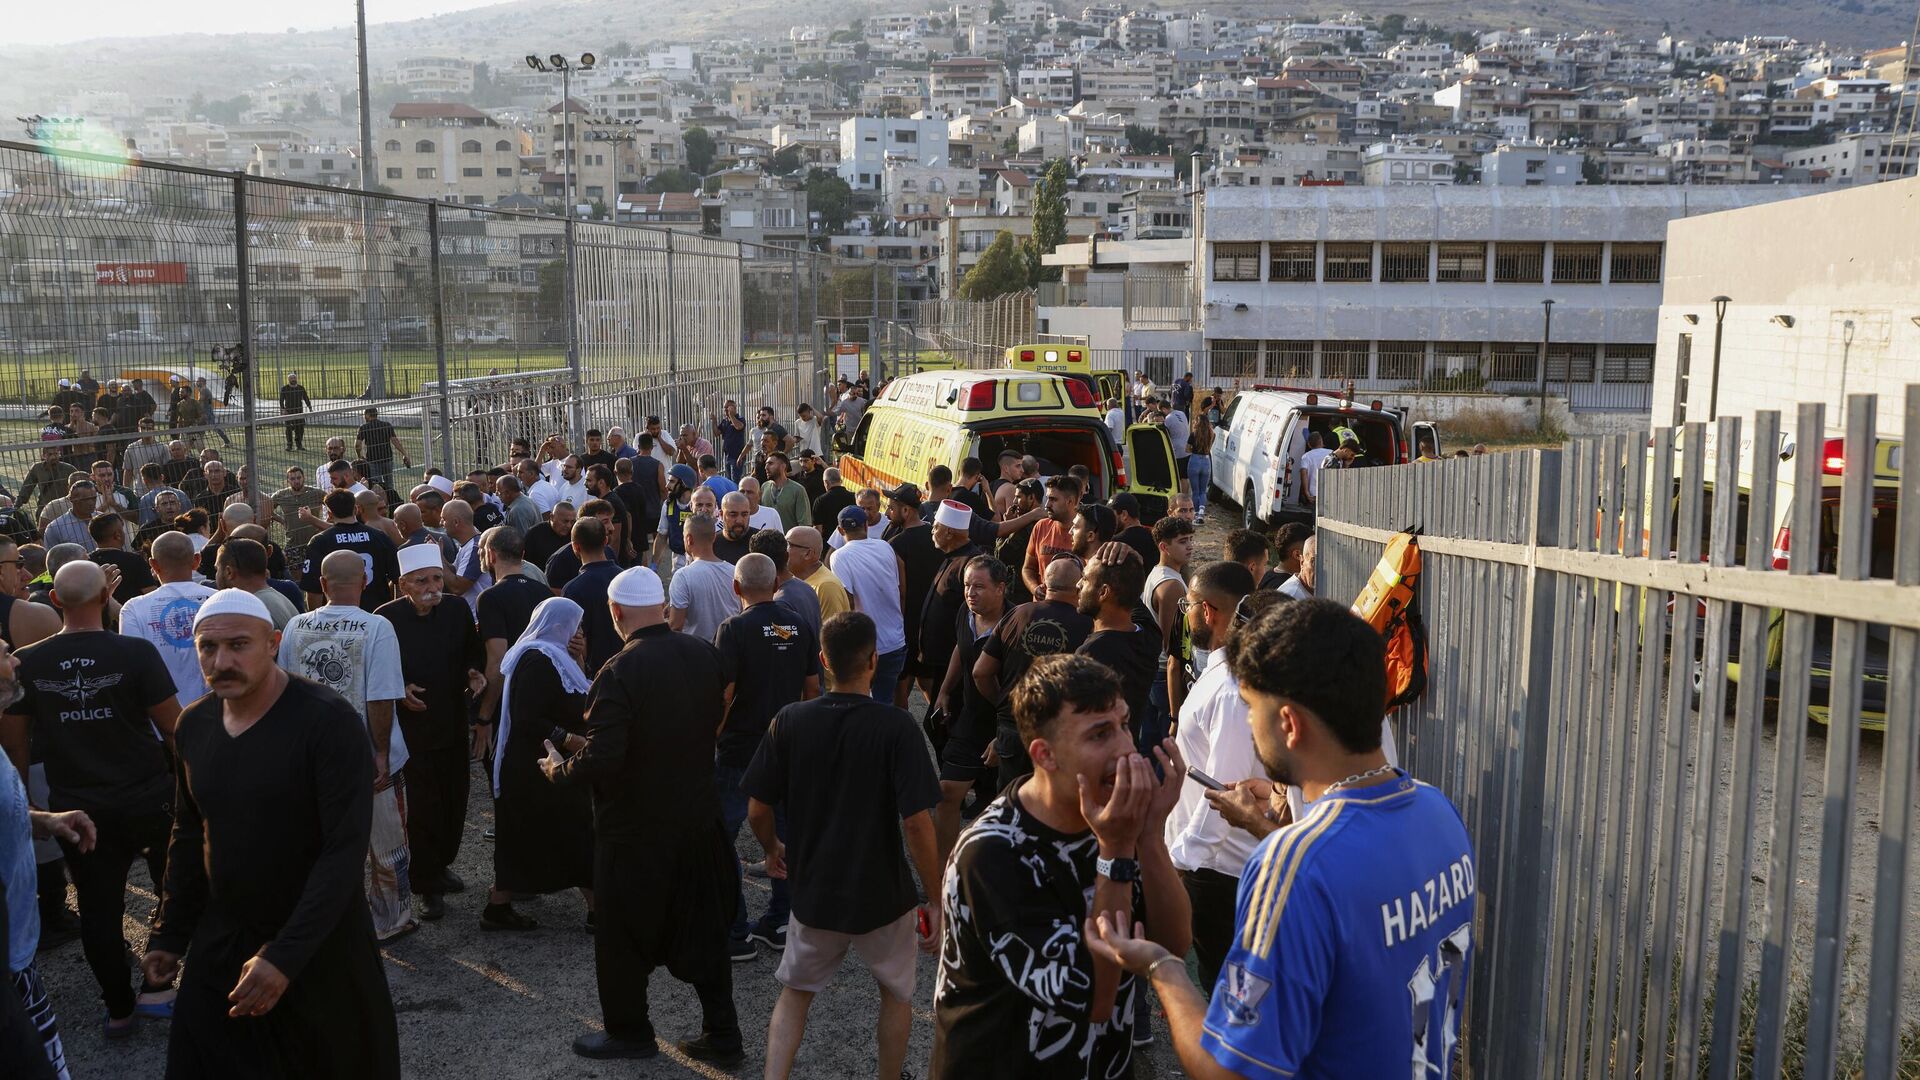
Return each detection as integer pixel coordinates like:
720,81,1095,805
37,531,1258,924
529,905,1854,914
94,262,189,286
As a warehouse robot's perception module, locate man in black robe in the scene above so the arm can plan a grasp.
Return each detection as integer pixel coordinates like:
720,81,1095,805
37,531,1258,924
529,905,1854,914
378,546,484,920
541,565,741,1065
146,589,399,1079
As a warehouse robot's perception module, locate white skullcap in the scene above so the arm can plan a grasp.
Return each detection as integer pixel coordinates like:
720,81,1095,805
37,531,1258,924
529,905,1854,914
58,379,70,387
427,474,456,495
934,499,973,531
192,588,273,630
608,565,665,606
398,544,443,576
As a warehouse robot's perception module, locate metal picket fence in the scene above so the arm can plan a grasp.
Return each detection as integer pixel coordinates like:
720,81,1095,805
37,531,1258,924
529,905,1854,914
1314,387,1919,1079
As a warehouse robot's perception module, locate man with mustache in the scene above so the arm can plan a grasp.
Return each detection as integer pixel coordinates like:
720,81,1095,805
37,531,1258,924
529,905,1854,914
146,588,399,1077
378,546,484,922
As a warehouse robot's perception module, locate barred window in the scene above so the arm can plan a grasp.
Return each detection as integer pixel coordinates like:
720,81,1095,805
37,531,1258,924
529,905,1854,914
1609,242,1663,283
1551,243,1602,284
414,140,435,153
1494,242,1544,283
416,167,437,179
1212,243,1261,282
461,140,482,153
1545,343,1597,384
1263,340,1313,379
1380,242,1429,282
1323,243,1372,283
1209,339,1260,378
1488,342,1538,382
462,167,483,177
313,266,343,280
1268,242,1316,282
1377,341,1425,381
1443,240,1482,278
1603,343,1654,383
1433,342,1483,377
1320,340,1370,379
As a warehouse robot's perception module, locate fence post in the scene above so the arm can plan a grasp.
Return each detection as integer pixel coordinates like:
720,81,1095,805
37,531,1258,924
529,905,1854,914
562,217,584,439
789,244,800,365
426,201,454,470
664,231,678,429
232,175,259,507
869,265,881,382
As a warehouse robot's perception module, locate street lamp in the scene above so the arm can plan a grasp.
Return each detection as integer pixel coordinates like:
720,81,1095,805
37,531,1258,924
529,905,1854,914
1706,294,1730,421
525,52,597,218
1536,297,1555,429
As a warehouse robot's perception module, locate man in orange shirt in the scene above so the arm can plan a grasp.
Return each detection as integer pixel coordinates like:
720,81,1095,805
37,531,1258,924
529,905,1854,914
1021,475,1081,598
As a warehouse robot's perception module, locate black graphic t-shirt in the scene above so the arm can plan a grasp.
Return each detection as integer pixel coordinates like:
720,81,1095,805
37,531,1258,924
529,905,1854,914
299,522,401,610
981,600,1092,728
714,601,819,768
8,630,177,813
931,783,1144,1078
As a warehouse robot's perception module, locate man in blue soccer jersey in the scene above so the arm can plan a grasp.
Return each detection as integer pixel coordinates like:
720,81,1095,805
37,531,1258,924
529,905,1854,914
1085,598,1476,1079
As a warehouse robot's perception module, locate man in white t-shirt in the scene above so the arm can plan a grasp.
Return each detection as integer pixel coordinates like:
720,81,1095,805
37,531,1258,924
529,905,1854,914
1299,430,1333,504
119,531,216,701
827,504,906,702
737,477,785,533
278,548,414,940
1104,398,1127,445
667,510,739,642
516,459,561,515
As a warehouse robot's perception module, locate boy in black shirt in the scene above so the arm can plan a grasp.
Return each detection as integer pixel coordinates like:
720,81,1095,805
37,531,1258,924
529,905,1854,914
741,612,941,1080
975,556,1093,786
1074,543,1160,746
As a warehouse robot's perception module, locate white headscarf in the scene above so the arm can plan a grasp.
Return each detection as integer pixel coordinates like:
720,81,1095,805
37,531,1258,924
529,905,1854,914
492,596,593,797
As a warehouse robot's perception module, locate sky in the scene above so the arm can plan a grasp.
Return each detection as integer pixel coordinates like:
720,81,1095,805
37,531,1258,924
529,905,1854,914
11,0,505,45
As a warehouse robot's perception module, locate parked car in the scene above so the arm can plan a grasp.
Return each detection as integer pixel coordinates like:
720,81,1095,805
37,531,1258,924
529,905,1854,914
454,328,513,344
105,329,168,345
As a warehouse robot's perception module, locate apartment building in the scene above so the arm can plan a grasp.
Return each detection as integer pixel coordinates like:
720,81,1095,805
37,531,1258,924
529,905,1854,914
376,104,526,204
390,57,475,95
1362,141,1457,185
929,58,1009,116
1016,67,1079,108
1194,185,1813,407
704,171,809,250
1481,144,1583,186
1778,130,1918,185
880,161,980,217
838,116,953,190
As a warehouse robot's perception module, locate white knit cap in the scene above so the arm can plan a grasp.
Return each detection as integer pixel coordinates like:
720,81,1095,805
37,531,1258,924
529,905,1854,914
933,498,972,531
427,474,456,495
609,565,665,606
398,544,443,576
191,588,273,630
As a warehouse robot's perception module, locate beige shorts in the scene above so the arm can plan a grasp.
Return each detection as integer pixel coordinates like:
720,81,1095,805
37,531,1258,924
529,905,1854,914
775,910,920,1001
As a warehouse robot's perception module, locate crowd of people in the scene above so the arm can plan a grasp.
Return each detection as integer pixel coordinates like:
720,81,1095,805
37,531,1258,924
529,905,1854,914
0,371,1475,1080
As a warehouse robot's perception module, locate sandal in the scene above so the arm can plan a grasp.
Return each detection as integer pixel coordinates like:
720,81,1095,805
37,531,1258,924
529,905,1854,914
103,1012,137,1040
480,903,538,932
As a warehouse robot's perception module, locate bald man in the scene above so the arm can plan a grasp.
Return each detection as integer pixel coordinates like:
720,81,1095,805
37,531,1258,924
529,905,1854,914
3,560,184,1034
972,555,1093,787
120,531,217,702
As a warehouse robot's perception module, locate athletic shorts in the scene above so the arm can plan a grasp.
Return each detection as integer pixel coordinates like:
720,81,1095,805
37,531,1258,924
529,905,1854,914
776,911,919,1002
938,733,993,784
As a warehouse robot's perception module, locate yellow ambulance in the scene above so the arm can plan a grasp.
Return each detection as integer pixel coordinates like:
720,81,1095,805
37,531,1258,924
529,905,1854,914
834,368,1178,519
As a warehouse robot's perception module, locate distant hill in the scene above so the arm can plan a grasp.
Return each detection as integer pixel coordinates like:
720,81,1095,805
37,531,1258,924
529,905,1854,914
0,0,1911,124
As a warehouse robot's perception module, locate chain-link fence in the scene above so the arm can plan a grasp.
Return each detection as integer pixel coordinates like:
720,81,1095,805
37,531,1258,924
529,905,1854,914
0,139,924,552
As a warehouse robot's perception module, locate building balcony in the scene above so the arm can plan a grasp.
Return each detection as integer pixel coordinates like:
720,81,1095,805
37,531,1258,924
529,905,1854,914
1038,272,1194,330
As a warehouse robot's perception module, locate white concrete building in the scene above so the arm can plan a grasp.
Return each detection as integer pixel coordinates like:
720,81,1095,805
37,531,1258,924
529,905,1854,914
837,116,953,190
1778,130,1918,186
1362,142,1457,186
1651,177,1920,434
1195,185,1817,408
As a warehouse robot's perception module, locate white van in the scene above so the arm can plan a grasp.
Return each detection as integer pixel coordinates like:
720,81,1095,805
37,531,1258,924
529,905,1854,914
1210,387,1437,528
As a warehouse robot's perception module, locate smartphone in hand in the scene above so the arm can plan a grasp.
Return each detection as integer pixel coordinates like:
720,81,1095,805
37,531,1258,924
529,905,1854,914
1186,764,1227,792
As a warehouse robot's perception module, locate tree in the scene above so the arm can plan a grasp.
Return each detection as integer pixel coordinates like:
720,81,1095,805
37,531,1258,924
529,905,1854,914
1580,156,1607,185
646,167,700,193
803,167,853,234
1023,157,1072,285
959,230,1029,300
1125,124,1171,155
1380,14,1407,39
683,126,716,176
770,145,806,174
989,0,1007,20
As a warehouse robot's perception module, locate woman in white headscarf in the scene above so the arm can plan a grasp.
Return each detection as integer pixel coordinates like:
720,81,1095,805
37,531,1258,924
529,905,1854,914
483,596,595,931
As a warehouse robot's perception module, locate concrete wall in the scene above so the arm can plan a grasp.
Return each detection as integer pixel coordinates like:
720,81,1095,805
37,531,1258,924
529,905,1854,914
1653,177,1920,437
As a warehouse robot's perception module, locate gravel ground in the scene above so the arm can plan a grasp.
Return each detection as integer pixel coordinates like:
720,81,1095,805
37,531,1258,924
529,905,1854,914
44,513,1249,1080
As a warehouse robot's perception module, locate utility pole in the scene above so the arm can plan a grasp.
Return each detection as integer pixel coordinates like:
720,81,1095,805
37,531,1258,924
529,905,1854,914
355,0,386,399
1706,295,1730,421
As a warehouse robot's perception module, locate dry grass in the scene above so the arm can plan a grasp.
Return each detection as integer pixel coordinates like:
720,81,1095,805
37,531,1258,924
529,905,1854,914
1441,403,1565,450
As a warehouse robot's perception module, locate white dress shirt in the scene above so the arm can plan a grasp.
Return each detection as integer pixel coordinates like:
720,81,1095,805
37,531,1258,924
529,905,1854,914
1165,661,1261,877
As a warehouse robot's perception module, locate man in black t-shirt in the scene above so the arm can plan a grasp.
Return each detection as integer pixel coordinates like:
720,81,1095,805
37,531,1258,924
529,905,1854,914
810,468,855,534
1,560,183,1032
474,527,549,745
740,611,941,1079
578,429,617,472
87,512,160,603
932,653,1188,1079
299,489,401,611
1109,492,1159,570
713,553,819,955
278,374,313,451
354,407,410,490
975,556,1093,788
522,504,576,575
885,488,940,701
1074,544,1160,746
